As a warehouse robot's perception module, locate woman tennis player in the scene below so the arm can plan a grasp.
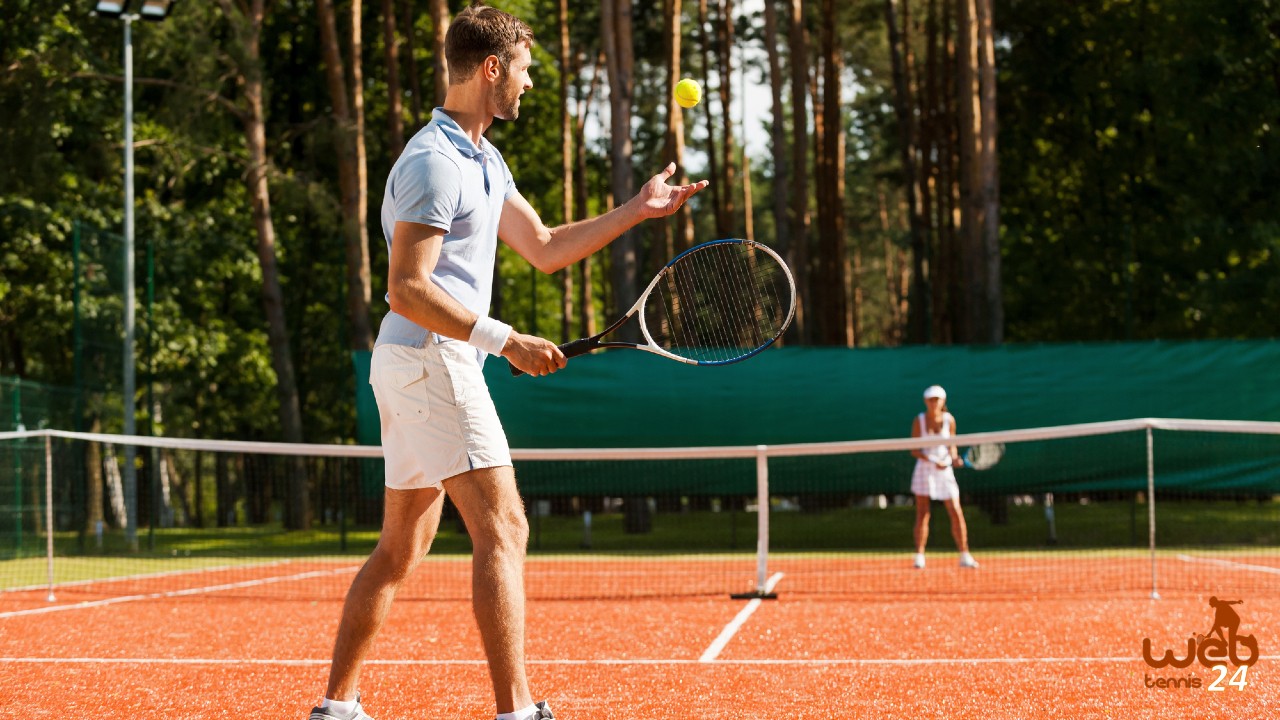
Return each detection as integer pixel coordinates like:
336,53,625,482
909,385,979,569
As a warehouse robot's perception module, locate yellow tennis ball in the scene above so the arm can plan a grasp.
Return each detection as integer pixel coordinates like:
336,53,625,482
675,78,702,109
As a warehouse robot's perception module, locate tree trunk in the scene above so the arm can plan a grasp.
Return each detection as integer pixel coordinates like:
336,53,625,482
559,0,574,343
383,0,405,160
663,0,694,252
698,0,724,234
957,0,981,343
575,53,604,339
230,0,308,528
602,0,638,341
814,0,848,345
763,0,790,262
429,0,451,105
885,0,930,343
787,0,811,342
85,415,105,532
715,0,738,238
604,3,648,532
403,0,423,125
316,0,374,353
877,186,903,344
920,0,950,344
941,0,961,341
975,0,1002,343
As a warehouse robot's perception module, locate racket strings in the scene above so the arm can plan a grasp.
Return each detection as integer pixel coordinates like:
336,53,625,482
648,241,789,363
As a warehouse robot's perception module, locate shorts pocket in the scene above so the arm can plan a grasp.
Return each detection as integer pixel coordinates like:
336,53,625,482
373,355,431,425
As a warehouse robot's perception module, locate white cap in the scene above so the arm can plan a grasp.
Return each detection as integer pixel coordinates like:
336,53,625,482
923,385,947,400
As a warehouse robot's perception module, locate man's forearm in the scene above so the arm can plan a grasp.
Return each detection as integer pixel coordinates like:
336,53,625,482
388,277,482,341
542,200,645,271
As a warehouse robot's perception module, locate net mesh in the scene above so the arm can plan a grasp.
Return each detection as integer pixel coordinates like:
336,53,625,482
1,419,1278,606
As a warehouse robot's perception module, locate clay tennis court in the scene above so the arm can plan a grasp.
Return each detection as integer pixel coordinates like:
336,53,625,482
3,553,1275,719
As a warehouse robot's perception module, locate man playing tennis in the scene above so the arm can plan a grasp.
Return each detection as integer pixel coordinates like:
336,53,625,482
306,5,707,720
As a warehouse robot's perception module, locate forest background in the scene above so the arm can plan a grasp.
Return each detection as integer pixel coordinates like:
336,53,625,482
1,0,1277,454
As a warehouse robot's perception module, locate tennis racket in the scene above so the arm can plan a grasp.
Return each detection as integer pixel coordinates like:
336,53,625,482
954,443,1005,470
510,238,796,376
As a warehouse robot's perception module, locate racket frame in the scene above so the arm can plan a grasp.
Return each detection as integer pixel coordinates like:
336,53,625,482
559,238,797,366
960,442,1006,470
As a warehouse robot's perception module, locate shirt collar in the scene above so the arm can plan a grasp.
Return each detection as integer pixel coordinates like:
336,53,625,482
432,107,486,160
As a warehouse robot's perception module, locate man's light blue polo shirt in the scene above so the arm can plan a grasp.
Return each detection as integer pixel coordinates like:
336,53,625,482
375,108,517,362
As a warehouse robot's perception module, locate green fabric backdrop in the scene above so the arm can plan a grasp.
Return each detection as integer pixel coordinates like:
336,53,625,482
354,340,1280,496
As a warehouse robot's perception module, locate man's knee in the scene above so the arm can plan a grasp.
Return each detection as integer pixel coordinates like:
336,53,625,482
370,539,426,583
473,506,529,556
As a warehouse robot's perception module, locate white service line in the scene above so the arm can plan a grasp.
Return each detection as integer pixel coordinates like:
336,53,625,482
699,572,784,663
0,566,360,619
1176,554,1280,575
1,559,304,594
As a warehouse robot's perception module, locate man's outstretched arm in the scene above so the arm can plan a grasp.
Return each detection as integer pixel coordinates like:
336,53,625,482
499,162,709,273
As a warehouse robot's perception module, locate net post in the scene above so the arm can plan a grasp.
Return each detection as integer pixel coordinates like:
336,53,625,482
731,445,776,599
44,434,56,603
1146,426,1159,601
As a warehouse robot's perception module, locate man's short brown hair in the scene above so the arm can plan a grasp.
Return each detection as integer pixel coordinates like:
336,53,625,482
445,4,535,84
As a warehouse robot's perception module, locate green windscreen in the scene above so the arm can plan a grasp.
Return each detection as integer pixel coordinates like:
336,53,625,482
354,339,1280,496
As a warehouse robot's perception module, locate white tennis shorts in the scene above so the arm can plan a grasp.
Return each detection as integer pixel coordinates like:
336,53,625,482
370,340,512,489
910,461,961,501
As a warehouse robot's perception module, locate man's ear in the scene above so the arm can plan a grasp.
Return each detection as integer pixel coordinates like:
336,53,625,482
483,55,502,82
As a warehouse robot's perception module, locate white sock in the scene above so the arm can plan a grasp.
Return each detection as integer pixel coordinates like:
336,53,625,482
496,703,539,720
321,697,360,716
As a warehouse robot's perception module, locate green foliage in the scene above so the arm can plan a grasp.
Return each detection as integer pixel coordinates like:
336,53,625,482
2,0,1278,446
998,0,1280,340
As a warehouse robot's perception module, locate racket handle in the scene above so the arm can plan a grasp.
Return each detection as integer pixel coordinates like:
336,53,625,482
509,337,599,377
559,337,598,359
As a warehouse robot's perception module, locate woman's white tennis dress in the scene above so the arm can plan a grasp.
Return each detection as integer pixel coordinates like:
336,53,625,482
911,412,961,501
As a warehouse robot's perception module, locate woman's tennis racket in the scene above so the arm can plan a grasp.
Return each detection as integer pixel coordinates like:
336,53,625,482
955,443,1005,470
511,238,796,376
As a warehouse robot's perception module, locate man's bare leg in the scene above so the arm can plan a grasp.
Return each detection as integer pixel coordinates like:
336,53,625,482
325,486,444,701
443,465,533,715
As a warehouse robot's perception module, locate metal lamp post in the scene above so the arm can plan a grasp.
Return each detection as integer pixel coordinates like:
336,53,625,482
94,0,178,550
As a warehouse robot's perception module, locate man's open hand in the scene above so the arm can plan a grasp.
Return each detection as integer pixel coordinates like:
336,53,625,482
631,163,709,220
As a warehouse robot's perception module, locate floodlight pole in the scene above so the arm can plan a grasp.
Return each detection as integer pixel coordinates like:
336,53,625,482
100,2,176,550
122,13,139,551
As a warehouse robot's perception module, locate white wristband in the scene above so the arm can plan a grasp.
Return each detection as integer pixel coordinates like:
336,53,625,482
468,316,512,356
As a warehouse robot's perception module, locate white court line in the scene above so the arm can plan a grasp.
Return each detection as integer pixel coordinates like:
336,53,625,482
699,572,784,663
1176,554,1280,576
0,566,360,619
1,559,305,594
7,655,1280,667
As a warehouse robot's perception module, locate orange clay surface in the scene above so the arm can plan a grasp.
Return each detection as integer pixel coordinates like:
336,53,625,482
2,559,1277,719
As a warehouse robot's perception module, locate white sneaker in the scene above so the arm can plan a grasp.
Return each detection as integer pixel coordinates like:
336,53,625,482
959,553,979,569
309,695,374,720
913,553,925,569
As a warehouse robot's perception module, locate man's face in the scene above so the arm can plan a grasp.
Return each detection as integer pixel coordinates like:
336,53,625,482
494,42,533,121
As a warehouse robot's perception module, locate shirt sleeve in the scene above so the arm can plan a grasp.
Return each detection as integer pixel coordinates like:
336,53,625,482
503,158,517,201
390,150,462,233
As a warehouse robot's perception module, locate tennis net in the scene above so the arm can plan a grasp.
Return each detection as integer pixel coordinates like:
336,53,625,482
1,418,1278,604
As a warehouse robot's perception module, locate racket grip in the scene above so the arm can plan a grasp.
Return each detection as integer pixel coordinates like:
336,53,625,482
509,337,598,377
559,337,597,359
